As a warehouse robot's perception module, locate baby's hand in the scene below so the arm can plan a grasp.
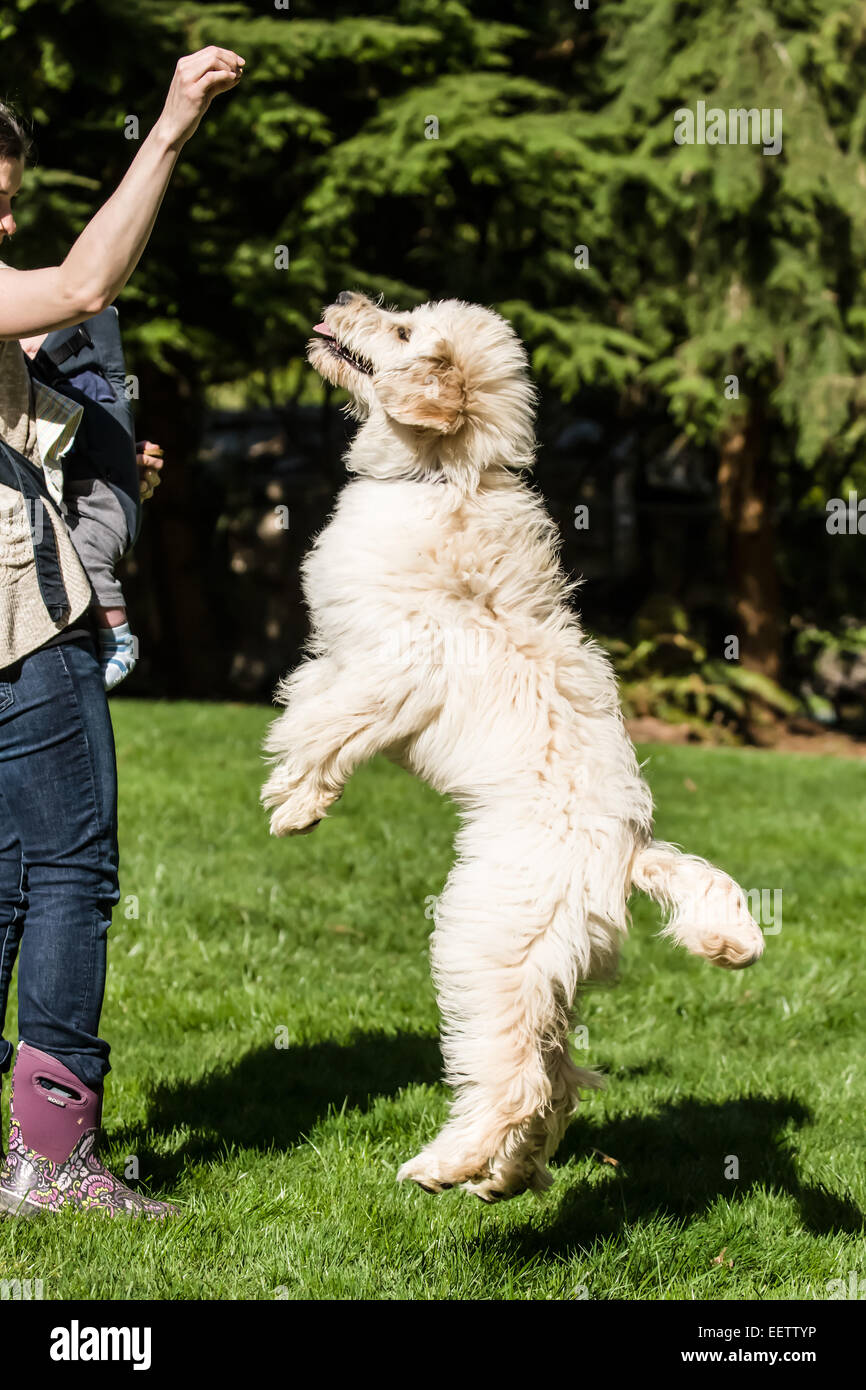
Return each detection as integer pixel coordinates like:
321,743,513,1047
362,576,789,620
136,440,164,500
98,622,138,691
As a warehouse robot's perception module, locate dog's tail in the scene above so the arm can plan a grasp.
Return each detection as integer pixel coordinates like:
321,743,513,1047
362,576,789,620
630,840,764,970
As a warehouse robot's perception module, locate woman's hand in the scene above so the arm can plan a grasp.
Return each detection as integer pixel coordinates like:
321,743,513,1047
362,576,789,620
136,440,164,500
154,47,245,151
0,47,246,343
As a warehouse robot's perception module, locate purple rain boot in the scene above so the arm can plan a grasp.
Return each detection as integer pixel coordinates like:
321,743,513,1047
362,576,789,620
0,1076,4,1219
0,1042,178,1219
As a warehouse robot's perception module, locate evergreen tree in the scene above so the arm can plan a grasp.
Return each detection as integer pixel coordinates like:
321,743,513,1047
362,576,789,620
4,0,866,685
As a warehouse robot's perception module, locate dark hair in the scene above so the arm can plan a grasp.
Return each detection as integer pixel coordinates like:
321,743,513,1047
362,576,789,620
0,100,32,162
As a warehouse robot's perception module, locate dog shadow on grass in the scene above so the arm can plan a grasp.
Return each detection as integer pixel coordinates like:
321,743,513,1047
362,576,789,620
494,1089,865,1261
117,1035,864,1247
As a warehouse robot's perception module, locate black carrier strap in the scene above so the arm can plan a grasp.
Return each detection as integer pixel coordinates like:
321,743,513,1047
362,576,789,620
43,323,94,368
0,438,70,623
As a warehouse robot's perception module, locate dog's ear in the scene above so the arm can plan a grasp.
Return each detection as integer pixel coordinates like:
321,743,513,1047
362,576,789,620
374,349,466,434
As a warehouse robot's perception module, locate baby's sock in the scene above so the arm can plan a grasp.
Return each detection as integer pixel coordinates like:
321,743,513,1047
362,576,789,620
98,621,137,691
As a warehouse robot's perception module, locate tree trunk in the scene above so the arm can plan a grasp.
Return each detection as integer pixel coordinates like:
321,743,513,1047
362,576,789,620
717,405,782,679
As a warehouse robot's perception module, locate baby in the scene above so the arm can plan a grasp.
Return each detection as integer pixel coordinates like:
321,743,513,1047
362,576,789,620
22,309,158,688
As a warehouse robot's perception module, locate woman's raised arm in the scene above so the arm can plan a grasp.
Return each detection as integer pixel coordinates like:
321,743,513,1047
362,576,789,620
0,46,244,341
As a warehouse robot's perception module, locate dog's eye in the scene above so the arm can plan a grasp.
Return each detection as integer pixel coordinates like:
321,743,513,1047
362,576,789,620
397,326,410,341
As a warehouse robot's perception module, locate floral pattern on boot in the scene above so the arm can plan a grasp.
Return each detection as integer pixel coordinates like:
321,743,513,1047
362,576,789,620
0,1119,179,1220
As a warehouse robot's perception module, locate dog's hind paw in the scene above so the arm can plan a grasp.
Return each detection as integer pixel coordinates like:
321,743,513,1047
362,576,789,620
462,1176,519,1204
396,1153,456,1195
397,1145,550,1202
464,1153,553,1203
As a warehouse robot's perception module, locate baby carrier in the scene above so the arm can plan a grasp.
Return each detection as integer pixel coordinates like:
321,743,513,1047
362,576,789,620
26,306,141,548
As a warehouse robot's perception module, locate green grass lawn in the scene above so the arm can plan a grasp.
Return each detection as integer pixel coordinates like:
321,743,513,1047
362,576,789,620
1,700,863,1300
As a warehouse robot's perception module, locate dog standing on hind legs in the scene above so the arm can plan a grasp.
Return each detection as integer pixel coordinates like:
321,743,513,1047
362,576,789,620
261,290,765,1203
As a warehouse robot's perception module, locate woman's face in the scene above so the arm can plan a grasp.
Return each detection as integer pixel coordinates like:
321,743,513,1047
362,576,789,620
0,157,24,245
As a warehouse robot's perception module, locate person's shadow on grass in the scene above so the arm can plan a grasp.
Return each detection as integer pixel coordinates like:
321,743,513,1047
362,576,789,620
117,1030,442,1167
118,1036,864,1244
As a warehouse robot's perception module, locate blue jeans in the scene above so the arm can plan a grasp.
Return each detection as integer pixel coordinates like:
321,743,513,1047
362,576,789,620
0,636,118,1091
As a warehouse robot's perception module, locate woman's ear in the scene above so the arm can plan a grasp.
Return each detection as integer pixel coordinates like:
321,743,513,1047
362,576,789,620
374,351,466,434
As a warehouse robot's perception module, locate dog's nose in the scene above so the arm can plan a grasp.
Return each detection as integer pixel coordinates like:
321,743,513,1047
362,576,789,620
334,291,354,306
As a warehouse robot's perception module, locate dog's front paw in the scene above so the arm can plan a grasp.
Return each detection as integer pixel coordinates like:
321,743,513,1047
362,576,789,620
272,811,322,838
268,795,329,838
694,883,766,970
261,768,334,838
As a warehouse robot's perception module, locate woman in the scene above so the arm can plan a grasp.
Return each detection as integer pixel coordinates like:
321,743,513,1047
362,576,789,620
0,45,244,1218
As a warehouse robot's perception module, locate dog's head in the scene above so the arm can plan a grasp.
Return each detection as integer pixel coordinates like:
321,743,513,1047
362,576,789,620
307,292,536,489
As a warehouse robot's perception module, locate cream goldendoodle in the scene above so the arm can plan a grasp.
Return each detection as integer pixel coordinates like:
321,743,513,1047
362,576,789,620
261,292,764,1203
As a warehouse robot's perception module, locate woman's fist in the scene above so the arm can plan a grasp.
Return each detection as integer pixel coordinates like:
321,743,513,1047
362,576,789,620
156,47,245,149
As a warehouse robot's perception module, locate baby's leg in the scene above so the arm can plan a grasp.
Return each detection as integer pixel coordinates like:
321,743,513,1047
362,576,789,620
94,605,128,629
63,478,135,689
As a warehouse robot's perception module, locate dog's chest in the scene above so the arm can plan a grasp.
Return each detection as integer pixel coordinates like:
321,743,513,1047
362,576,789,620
302,478,557,644
302,480,452,626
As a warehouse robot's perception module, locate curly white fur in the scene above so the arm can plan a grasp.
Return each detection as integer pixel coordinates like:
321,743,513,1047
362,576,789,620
262,292,765,1203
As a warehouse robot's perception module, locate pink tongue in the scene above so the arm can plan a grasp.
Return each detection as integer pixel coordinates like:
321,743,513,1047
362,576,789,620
314,322,333,336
